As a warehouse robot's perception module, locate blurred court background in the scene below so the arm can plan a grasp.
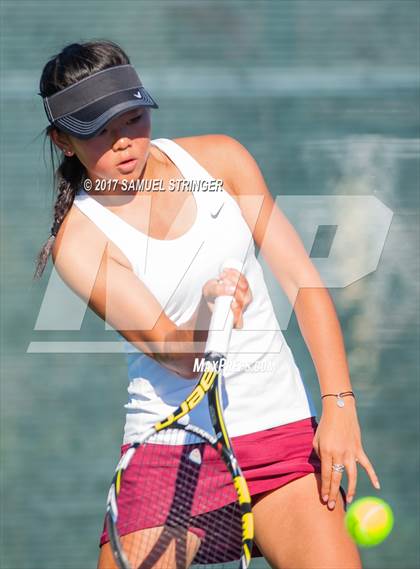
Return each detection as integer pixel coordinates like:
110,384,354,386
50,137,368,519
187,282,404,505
1,1,419,568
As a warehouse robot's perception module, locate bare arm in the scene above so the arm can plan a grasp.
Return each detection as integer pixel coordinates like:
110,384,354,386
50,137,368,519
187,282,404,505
51,210,250,379
167,134,380,504
213,134,354,401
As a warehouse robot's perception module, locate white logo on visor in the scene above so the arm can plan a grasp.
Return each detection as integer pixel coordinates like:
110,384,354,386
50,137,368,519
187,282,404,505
133,90,143,99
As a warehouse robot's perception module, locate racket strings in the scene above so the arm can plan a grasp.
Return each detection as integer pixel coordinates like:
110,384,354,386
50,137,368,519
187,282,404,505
113,428,244,568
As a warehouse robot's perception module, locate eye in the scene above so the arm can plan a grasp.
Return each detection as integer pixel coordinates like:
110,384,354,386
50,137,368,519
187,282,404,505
130,114,143,124
98,114,143,136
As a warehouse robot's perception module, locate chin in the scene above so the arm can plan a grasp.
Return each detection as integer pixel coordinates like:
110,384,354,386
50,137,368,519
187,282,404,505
120,172,139,181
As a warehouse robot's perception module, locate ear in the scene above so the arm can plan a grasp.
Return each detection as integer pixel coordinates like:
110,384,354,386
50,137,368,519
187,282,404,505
49,128,74,157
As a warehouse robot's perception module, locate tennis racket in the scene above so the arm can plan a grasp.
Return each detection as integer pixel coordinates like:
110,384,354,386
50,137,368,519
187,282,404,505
105,258,254,569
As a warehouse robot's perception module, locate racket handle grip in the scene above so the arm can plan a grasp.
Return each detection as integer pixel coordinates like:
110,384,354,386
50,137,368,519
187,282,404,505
205,258,244,356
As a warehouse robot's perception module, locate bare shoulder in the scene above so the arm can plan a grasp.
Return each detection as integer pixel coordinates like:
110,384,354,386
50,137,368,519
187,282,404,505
50,202,132,306
172,134,257,198
51,204,101,267
52,201,131,268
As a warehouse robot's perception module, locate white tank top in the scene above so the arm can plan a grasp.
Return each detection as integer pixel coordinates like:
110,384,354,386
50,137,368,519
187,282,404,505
73,138,316,444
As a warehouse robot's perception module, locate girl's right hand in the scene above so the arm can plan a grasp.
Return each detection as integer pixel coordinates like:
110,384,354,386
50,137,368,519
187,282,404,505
202,267,253,329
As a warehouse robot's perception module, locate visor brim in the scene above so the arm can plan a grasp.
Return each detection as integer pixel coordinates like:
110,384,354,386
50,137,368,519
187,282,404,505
53,87,158,139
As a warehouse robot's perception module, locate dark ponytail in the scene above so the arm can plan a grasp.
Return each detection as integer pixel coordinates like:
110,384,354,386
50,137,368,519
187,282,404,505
33,40,130,279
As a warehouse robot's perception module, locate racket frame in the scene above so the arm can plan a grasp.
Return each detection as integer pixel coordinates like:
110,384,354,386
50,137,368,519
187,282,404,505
106,351,254,569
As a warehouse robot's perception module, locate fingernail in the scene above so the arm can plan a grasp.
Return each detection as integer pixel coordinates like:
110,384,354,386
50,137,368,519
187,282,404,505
347,496,353,504
227,286,236,293
322,495,328,502
328,500,335,509
375,480,381,489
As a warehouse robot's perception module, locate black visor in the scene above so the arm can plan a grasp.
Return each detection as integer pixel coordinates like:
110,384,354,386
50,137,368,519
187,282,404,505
42,64,158,139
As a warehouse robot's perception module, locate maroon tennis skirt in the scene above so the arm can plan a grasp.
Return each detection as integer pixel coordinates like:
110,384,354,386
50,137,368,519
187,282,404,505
99,416,347,552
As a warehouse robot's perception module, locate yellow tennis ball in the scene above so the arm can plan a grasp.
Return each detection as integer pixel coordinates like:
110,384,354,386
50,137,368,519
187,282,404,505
345,497,394,547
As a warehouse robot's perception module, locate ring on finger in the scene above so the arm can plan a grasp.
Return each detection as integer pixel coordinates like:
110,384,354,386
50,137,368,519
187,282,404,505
332,463,345,473
217,279,224,285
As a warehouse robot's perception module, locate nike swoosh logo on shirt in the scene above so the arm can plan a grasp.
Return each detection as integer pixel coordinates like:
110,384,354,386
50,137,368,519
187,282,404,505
211,203,225,218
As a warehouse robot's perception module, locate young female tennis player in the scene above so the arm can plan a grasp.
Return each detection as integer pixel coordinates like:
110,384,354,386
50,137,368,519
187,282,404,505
35,40,381,568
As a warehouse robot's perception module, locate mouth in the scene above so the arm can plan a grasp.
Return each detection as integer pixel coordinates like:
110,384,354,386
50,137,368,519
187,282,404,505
116,157,138,173
117,156,136,166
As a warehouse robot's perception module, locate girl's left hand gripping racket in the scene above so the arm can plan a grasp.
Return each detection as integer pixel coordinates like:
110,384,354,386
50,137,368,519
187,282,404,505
105,259,253,569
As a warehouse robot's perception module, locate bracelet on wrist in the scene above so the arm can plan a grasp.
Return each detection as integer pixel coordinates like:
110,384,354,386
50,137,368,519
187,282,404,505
321,391,355,408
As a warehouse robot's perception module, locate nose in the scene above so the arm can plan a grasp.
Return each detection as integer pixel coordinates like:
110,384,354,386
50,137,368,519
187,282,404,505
112,135,131,150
